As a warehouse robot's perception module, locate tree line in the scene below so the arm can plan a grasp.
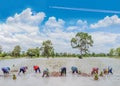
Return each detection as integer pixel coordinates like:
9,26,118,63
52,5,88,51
109,47,120,57
0,32,120,59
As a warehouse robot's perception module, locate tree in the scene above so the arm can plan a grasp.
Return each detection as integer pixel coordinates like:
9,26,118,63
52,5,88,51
27,48,36,57
26,47,40,58
92,52,96,57
51,49,55,58
12,45,21,57
1,52,7,57
115,47,120,56
55,53,60,57
109,48,115,56
40,40,54,58
21,51,26,57
0,45,2,54
35,47,40,57
71,32,93,58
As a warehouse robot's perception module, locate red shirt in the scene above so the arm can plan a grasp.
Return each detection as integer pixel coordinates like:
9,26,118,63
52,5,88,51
92,68,98,71
34,66,39,70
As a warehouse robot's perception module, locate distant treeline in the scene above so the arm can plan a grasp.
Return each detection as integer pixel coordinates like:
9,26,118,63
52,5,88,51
0,32,120,59
0,45,120,59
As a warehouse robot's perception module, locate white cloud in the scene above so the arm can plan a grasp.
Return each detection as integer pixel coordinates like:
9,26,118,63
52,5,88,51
0,8,120,54
90,15,120,28
77,20,87,25
67,20,88,31
45,16,65,29
0,8,74,53
42,26,76,53
67,26,79,31
90,32,120,53
0,8,45,34
91,32,117,44
0,23,40,34
0,8,46,51
7,8,45,26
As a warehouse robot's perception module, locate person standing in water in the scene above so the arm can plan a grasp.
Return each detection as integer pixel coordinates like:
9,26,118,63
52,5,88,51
71,66,78,74
60,67,66,76
103,68,108,74
42,68,49,77
33,65,41,73
91,67,99,75
108,66,113,74
18,66,28,75
1,67,10,74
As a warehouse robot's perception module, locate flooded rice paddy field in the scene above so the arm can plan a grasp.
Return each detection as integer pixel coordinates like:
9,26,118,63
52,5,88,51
0,57,120,86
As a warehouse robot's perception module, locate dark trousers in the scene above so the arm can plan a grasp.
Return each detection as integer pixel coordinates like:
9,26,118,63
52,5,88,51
35,68,41,73
108,69,113,74
61,68,66,76
72,70,78,74
19,69,25,74
42,71,49,77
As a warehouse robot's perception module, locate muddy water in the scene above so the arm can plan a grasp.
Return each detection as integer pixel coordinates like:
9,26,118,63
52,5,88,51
0,57,120,86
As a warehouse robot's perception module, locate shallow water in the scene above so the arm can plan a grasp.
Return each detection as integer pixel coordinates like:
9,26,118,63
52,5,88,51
0,75,120,86
0,57,120,86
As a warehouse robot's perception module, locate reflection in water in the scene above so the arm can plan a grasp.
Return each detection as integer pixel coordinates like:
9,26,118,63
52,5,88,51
0,75,120,86
0,57,120,86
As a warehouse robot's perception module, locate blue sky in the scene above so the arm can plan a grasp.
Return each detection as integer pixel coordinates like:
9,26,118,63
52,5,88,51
0,0,120,21
0,0,120,54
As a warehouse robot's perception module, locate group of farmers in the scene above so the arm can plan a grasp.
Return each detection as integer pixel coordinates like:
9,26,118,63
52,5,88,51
1,65,113,80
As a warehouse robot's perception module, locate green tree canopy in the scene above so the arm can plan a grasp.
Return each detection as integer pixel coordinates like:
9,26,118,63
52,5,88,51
115,47,120,56
71,32,93,58
40,40,54,58
26,47,40,58
0,45,2,54
12,45,21,57
109,48,115,56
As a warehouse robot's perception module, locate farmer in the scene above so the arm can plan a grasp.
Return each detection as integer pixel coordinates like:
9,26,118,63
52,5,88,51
103,68,108,74
1,67,10,74
18,66,28,75
42,68,49,77
71,66,78,74
33,65,41,73
108,67,113,74
91,67,99,75
60,67,66,76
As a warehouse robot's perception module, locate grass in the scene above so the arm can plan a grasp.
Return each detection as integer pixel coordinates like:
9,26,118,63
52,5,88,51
0,56,15,60
0,55,120,60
